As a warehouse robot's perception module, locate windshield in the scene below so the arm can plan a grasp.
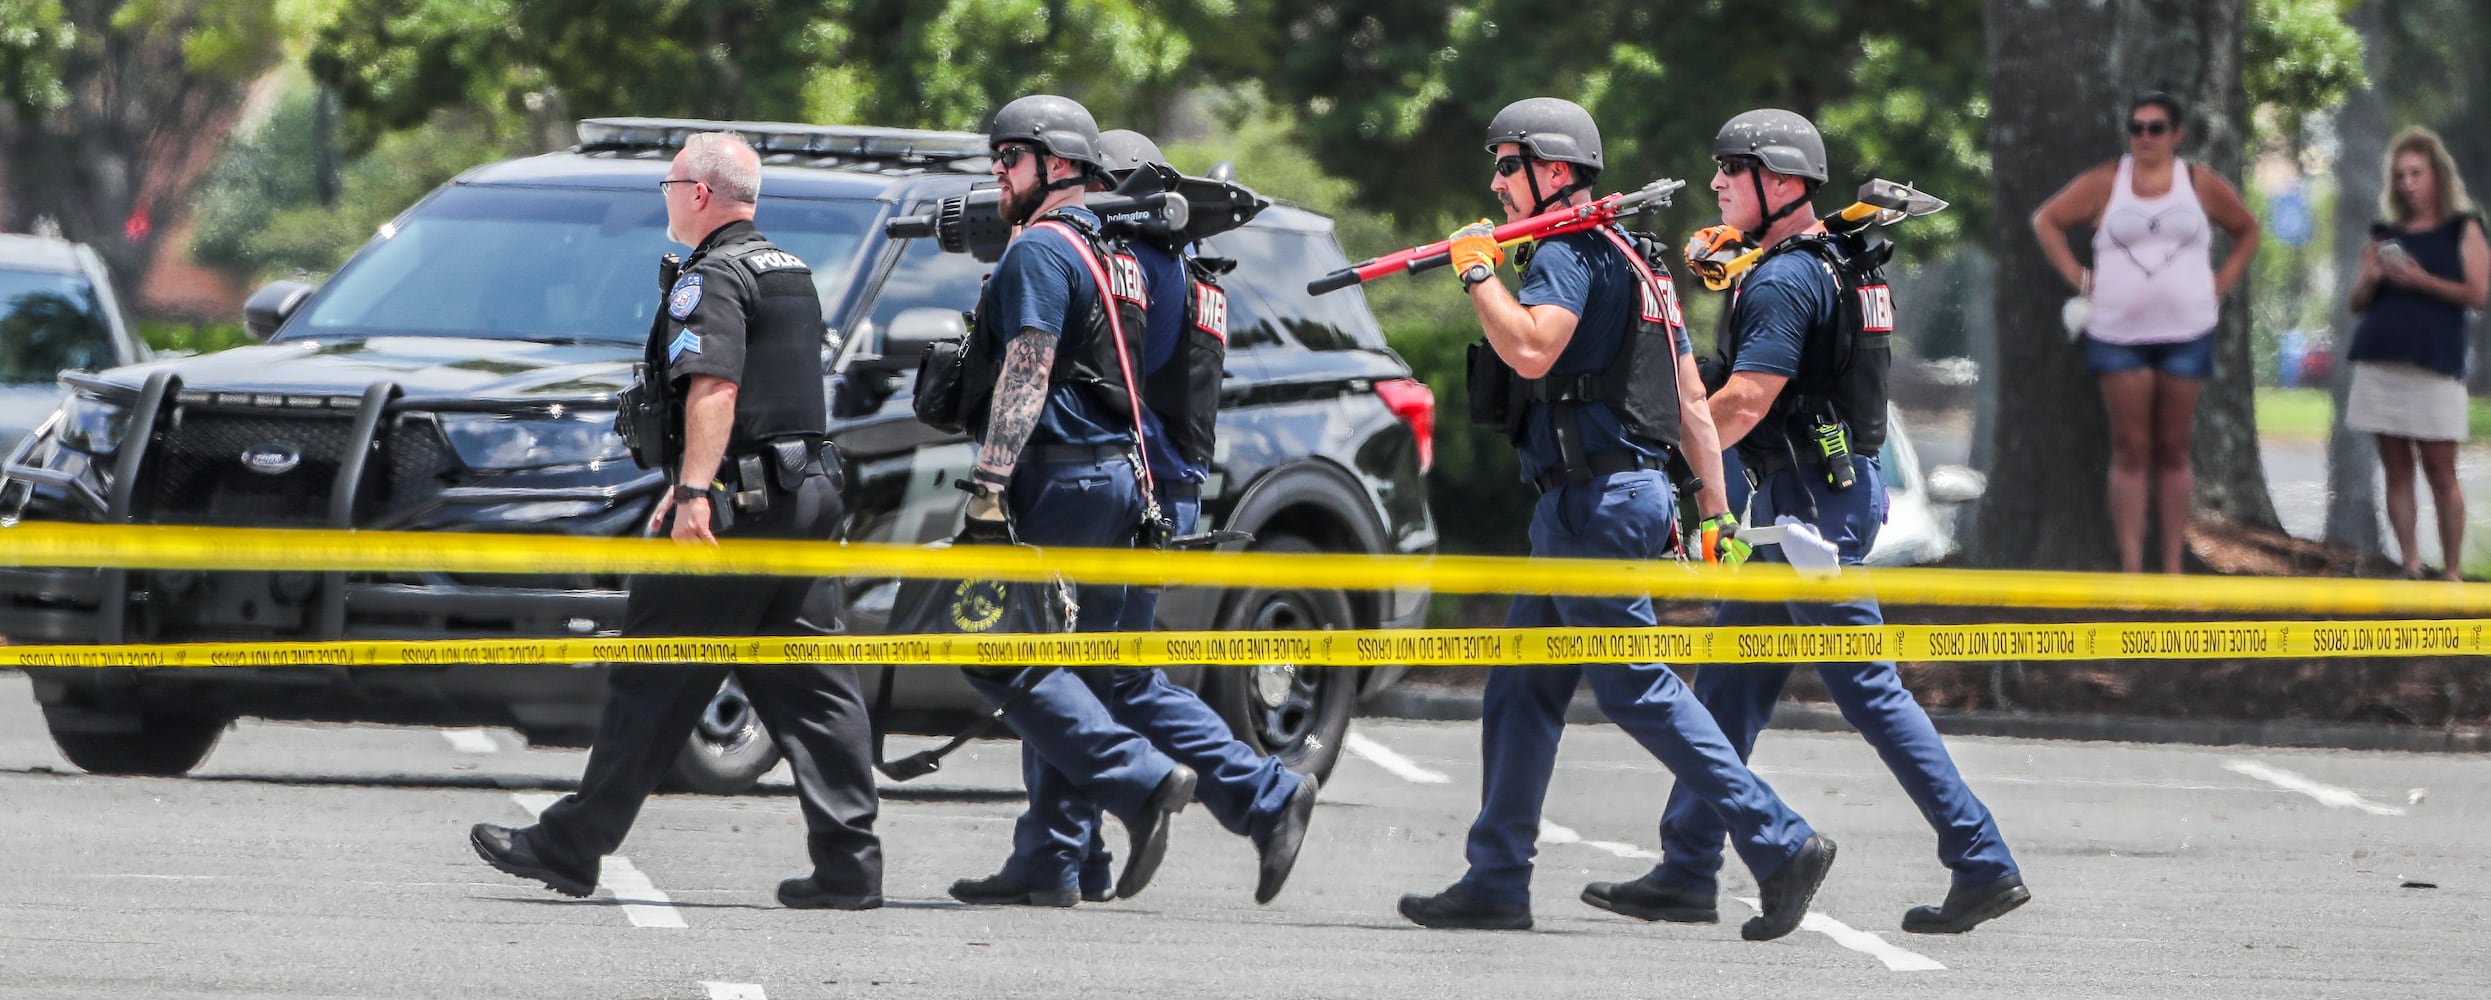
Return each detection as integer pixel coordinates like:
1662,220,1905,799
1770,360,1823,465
0,268,113,384
290,185,878,344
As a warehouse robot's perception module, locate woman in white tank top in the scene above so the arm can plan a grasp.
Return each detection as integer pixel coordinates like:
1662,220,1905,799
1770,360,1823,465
2031,93,2262,574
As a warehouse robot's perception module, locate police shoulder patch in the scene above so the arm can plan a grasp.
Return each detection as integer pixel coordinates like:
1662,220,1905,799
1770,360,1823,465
667,273,704,320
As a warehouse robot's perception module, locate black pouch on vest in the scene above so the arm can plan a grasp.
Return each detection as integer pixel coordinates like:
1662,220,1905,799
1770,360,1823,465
1465,340,1523,439
911,338,968,434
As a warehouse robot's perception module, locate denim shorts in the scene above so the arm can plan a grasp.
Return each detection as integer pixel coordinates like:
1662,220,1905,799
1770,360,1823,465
2082,332,2215,379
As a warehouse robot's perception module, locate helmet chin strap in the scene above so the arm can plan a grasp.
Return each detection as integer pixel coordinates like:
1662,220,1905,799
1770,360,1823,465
1747,167,1811,235
1523,158,1592,215
1042,153,1092,192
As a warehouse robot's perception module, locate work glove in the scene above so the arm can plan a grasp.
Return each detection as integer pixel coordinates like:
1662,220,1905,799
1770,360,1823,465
1774,515,1842,579
1448,220,1504,277
1683,224,1758,291
956,479,1012,545
1698,512,1752,567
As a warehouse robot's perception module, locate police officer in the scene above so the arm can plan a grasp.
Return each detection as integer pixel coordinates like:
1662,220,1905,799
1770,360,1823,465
937,95,1199,907
1035,128,1319,906
1584,109,2029,934
469,131,883,911
1397,98,1833,937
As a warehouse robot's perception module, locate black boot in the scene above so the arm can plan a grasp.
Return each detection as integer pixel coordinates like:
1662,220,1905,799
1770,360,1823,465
1253,775,1319,904
1397,885,1532,930
1902,873,2029,934
1114,765,1198,899
1580,875,1719,923
469,823,596,898
1743,834,1836,942
777,876,884,911
948,873,1078,908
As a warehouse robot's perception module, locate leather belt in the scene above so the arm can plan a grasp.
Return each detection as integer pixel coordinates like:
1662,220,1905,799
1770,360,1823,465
1031,444,1129,465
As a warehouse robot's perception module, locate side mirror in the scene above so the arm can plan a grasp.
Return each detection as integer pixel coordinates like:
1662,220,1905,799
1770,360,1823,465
242,280,314,340
1925,464,1987,505
856,308,967,375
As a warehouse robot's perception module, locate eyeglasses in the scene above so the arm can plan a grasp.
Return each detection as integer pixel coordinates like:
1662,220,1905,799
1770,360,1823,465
658,178,701,194
2127,119,2172,137
1494,155,1529,177
993,144,1039,170
1716,157,1759,178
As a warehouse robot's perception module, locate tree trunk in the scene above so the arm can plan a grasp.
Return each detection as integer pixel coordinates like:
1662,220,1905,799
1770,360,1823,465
1968,0,2123,570
1971,0,2273,569
2323,2,2390,557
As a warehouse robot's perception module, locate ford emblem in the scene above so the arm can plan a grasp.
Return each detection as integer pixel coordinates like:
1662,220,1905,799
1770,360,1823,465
241,441,302,475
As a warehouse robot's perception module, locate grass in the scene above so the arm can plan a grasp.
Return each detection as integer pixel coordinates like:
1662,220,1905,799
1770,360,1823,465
2253,386,2491,442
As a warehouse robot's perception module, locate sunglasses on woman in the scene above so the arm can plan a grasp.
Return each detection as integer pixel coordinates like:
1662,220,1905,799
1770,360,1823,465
2126,119,2171,137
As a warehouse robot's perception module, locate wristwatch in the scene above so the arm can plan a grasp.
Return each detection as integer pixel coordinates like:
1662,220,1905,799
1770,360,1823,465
671,482,707,503
1460,263,1494,290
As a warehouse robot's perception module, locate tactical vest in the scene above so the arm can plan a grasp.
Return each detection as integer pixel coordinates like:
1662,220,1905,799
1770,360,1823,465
957,210,1151,448
695,232,831,450
1141,253,1231,468
1466,227,1688,456
1720,231,1893,468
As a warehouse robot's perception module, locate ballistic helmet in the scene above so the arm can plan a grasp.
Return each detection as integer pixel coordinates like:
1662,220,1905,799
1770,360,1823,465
988,94,1105,170
1483,98,1603,172
1097,129,1167,178
1713,109,1827,182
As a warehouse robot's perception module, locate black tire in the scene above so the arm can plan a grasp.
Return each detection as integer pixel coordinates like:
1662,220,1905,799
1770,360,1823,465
1204,534,1356,783
41,705,226,777
661,677,783,794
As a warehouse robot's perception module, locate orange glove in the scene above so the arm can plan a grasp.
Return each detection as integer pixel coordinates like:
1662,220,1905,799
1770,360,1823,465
1683,224,1758,291
1448,220,1504,278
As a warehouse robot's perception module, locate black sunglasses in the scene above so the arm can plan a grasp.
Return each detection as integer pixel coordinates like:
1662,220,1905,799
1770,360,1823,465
2127,119,2172,137
993,144,1040,169
1494,155,1530,177
1717,156,1759,177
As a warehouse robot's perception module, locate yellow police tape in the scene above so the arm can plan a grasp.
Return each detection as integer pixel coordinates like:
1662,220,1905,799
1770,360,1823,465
3,521,2489,613
4,619,2486,670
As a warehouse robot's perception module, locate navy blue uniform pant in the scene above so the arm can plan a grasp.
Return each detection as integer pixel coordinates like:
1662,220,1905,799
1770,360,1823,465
1059,491,1307,893
1457,469,1815,906
1651,455,2018,893
958,455,1188,888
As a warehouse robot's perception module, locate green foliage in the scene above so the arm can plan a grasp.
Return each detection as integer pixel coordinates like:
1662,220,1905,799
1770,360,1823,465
0,0,74,117
192,86,526,282
138,318,254,355
2245,0,2367,135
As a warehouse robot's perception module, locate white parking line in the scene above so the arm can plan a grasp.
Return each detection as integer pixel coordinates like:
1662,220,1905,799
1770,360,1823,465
507,791,687,928
1345,731,1451,784
1732,897,1947,972
1537,819,1657,860
701,982,767,1000
441,728,499,754
2223,760,2409,816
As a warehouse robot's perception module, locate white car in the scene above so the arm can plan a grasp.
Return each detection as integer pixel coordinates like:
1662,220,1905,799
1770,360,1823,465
1867,405,1985,566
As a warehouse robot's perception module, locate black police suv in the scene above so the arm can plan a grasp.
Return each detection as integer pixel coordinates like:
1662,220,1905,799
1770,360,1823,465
0,119,1436,790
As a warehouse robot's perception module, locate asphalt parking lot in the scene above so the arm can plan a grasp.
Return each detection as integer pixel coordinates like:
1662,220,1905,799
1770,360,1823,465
1,668,2484,999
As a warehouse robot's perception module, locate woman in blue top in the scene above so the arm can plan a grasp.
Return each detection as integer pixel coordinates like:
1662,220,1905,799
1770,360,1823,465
2345,127,2491,581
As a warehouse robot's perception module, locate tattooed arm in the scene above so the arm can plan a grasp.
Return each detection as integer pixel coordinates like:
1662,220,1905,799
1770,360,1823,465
975,327,1058,483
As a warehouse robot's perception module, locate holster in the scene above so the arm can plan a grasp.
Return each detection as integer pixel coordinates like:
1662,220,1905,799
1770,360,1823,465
616,367,675,471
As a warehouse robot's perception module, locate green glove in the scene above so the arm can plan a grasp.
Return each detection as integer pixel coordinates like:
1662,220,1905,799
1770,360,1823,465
1698,512,1751,567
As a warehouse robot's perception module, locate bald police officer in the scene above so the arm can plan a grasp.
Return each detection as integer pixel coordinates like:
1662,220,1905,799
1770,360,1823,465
469,131,882,911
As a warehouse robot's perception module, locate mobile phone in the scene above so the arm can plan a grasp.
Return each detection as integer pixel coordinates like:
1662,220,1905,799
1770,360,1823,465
2378,241,2411,267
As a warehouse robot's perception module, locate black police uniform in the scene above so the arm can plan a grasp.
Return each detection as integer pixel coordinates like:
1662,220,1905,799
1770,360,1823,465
502,219,883,904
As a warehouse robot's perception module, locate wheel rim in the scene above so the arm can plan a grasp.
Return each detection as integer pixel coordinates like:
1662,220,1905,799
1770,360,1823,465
697,688,762,754
1245,590,1338,754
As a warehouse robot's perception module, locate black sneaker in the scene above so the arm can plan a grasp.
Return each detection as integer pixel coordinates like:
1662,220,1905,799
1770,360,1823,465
1901,873,2030,934
1580,875,1719,923
469,823,596,898
777,876,885,911
1397,885,1532,931
947,873,1077,908
1252,775,1319,904
1743,834,1836,942
1114,765,1198,899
